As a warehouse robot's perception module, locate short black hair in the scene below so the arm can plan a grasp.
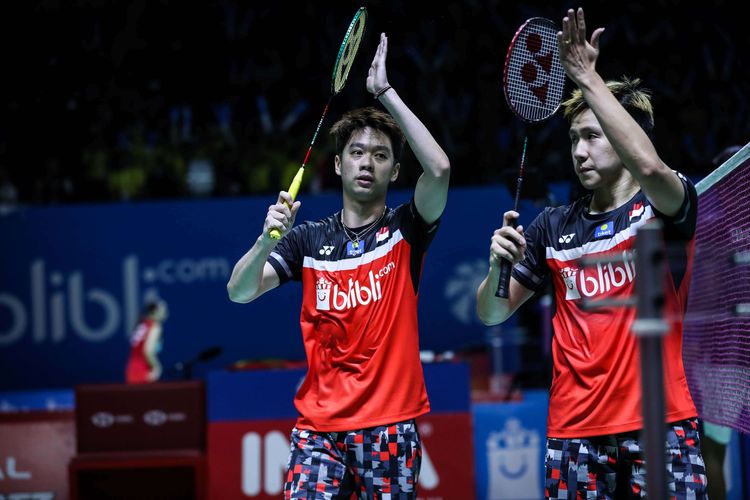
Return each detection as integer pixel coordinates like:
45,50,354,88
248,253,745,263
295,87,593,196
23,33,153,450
329,107,405,162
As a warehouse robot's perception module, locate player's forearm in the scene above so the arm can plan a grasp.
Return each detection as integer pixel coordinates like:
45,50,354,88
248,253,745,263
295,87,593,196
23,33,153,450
227,236,275,303
579,73,684,213
377,88,450,180
476,267,514,326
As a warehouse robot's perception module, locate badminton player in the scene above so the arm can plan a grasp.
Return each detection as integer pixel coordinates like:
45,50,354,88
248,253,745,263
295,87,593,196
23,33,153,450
476,8,706,497
125,299,168,383
227,33,450,498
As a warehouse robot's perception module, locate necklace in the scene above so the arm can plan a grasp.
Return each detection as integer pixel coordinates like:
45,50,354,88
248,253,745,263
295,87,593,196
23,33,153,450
340,206,387,249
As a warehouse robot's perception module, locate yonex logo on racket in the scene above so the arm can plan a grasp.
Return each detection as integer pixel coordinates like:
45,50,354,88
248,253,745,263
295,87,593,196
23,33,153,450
504,17,565,123
520,32,554,104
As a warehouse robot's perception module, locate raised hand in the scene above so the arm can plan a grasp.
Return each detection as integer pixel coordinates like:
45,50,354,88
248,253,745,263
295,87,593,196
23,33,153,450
557,7,605,86
367,32,390,97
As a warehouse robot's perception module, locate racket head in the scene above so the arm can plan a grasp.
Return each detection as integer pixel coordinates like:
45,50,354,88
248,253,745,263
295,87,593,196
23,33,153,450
503,17,566,123
331,7,368,95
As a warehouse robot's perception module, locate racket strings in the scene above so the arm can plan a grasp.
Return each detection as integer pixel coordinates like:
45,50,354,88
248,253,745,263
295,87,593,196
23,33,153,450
505,18,565,122
332,9,367,94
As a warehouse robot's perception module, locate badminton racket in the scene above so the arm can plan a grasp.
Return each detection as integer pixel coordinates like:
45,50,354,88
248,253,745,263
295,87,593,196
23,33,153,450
269,7,368,239
496,17,566,298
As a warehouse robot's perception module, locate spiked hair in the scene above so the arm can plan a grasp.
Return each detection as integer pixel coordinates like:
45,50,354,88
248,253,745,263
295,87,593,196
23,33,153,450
562,76,655,137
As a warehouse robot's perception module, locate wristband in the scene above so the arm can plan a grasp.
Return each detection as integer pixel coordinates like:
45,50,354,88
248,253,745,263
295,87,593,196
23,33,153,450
374,85,392,99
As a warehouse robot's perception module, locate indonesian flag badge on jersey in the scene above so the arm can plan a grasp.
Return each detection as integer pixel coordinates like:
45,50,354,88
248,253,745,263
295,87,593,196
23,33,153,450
629,201,645,223
376,226,389,243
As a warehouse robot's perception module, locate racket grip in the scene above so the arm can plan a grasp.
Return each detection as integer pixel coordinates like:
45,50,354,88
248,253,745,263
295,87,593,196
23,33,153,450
495,216,518,299
269,167,306,240
495,260,513,298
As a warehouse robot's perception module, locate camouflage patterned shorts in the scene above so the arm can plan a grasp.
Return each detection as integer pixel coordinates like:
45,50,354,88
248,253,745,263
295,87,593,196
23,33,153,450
545,418,707,499
284,419,421,499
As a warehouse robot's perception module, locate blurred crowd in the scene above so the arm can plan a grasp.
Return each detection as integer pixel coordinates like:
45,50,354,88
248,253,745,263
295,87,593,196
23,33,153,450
0,0,747,207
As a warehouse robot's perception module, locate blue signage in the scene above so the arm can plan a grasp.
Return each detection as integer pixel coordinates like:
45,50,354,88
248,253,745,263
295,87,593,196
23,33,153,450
473,390,549,500
1,186,530,390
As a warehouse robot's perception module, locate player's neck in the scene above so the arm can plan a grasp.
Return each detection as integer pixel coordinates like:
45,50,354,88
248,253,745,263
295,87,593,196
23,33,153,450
341,200,387,228
589,176,640,214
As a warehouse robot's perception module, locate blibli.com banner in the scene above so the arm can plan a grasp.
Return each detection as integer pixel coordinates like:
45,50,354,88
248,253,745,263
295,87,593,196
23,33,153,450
0,186,538,390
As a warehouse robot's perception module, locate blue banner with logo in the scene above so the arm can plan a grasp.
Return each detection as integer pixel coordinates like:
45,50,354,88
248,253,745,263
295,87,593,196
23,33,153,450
0,186,540,390
473,390,549,500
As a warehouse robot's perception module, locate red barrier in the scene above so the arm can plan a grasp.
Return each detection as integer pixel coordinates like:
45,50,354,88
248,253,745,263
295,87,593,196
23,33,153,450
0,412,75,500
67,380,207,499
207,413,474,499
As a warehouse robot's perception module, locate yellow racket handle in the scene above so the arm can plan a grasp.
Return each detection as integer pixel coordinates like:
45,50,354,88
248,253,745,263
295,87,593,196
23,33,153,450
269,166,305,240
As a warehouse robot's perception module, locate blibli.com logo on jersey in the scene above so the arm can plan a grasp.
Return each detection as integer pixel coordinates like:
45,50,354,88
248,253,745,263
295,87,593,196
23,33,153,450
315,262,395,311
559,251,636,300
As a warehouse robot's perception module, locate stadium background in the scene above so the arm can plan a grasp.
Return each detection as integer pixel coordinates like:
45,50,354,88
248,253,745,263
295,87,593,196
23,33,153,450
0,1,748,498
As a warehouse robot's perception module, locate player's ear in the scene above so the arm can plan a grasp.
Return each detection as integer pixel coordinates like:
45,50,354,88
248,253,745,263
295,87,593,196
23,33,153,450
335,155,342,176
390,162,400,182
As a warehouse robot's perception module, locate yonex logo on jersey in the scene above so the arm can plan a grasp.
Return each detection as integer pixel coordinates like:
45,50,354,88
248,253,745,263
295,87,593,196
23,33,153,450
318,245,334,256
315,262,396,311
594,222,614,238
558,233,575,244
559,251,636,300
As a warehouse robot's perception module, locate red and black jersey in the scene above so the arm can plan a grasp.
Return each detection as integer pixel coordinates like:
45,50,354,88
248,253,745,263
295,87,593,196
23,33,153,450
513,173,699,437
268,200,439,432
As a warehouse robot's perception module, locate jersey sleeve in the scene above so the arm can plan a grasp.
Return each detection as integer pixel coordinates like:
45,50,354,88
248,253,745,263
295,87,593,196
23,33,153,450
267,223,307,284
653,171,698,242
652,172,698,293
511,210,549,293
396,198,440,251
